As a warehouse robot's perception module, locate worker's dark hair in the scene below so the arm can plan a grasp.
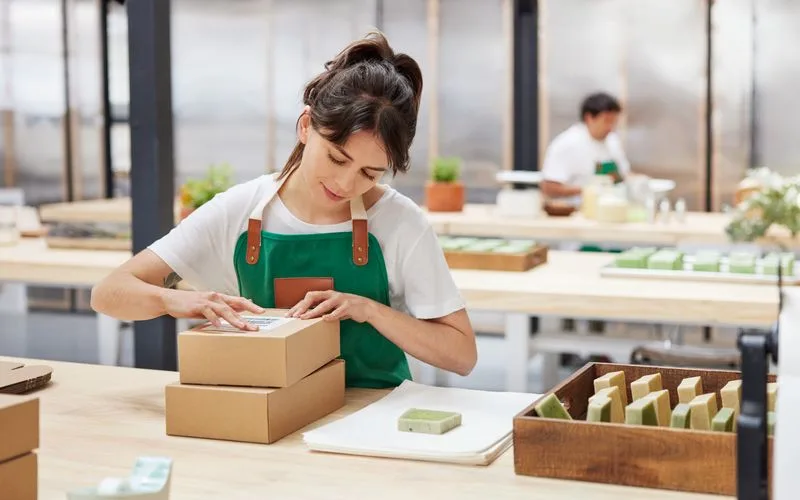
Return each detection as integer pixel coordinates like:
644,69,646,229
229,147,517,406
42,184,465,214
580,92,622,121
279,31,423,179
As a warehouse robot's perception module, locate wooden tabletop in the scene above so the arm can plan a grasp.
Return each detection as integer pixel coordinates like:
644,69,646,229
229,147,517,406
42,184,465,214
1,356,724,500
38,198,798,247
0,239,778,326
427,204,798,248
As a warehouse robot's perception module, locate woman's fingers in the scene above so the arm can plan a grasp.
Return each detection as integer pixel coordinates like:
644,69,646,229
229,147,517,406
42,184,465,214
300,297,340,319
212,302,255,331
201,305,222,327
323,303,349,322
288,290,333,318
225,295,265,314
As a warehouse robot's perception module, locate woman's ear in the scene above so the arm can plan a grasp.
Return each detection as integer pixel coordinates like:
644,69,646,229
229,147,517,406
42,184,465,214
298,106,311,144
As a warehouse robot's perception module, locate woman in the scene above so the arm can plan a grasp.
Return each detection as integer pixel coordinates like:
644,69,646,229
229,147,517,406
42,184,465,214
91,32,477,389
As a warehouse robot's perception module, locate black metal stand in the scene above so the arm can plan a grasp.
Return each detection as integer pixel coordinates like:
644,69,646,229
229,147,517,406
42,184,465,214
127,0,177,370
736,267,781,500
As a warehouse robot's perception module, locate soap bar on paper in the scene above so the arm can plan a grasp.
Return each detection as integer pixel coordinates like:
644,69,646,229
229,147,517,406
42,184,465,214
534,393,572,420
397,408,462,435
670,403,692,428
594,371,628,406
762,252,794,276
625,397,659,426
631,373,663,401
586,394,613,423
720,379,742,418
689,393,718,431
768,411,776,436
678,376,703,404
767,382,778,412
591,386,624,424
712,407,735,432
642,389,671,427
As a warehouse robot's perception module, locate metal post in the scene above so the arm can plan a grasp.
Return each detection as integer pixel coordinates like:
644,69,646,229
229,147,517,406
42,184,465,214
512,0,538,173
99,0,114,199
513,0,540,335
127,0,177,371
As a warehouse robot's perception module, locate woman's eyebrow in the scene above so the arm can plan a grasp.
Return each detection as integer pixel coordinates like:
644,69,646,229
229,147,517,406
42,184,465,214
331,145,387,171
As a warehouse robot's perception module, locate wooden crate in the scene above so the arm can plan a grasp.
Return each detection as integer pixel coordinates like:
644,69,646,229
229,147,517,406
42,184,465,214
513,362,775,496
444,245,547,272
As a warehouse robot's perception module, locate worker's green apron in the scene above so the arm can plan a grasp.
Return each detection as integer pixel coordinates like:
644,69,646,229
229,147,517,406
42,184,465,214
232,173,411,389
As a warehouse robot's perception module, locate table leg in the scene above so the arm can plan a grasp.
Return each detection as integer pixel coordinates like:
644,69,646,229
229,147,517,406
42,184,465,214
97,313,122,366
0,284,27,356
505,312,530,393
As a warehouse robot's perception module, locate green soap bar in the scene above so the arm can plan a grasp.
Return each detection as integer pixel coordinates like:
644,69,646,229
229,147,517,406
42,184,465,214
647,250,684,271
615,251,649,269
463,239,506,252
494,240,536,254
763,252,795,276
625,397,658,426
768,411,776,436
586,395,612,423
711,407,735,432
534,393,572,420
398,408,462,434
728,252,756,274
670,403,692,429
692,251,722,272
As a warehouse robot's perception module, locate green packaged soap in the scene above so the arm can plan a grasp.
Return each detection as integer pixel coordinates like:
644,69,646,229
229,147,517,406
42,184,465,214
670,403,692,428
768,411,776,436
711,407,735,432
692,251,722,272
463,239,506,252
647,250,684,271
534,393,572,420
763,252,795,276
398,408,462,435
728,252,756,274
586,394,612,423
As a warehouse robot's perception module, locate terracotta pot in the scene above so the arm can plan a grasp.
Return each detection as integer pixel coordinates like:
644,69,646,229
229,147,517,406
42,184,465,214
180,206,195,220
425,181,465,212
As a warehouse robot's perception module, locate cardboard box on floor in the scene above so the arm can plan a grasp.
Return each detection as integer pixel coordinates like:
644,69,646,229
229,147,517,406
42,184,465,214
0,394,40,500
178,309,340,388
166,359,345,444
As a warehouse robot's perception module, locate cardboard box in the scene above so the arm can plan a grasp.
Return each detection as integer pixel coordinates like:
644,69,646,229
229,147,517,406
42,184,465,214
0,395,39,463
178,309,340,388
0,452,38,500
166,359,345,444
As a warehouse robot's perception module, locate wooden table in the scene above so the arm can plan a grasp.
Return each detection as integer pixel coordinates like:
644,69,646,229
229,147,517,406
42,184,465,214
39,198,793,249
0,239,778,392
427,204,798,248
1,356,724,500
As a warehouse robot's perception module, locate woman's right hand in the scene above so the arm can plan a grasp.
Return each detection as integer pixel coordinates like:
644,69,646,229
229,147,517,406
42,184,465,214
161,289,265,331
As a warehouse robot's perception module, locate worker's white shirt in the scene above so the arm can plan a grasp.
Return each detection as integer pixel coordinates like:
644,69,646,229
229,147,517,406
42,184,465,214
148,173,465,320
541,123,631,193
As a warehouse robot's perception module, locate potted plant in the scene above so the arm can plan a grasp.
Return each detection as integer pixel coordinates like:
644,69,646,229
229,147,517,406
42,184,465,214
425,156,465,212
725,167,800,249
179,163,234,219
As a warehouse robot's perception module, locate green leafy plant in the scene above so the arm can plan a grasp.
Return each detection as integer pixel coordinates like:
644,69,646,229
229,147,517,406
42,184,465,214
431,156,461,183
179,163,234,210
725,167,800,249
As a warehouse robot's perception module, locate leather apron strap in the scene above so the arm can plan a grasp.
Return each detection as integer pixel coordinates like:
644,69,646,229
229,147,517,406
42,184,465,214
245,174,369,266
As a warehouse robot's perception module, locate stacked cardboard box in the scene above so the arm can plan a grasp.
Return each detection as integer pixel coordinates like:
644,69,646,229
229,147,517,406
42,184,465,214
165,309,345,444
0,394,39,500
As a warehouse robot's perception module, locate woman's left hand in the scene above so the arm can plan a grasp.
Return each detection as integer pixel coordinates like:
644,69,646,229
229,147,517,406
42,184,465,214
286,290,377,323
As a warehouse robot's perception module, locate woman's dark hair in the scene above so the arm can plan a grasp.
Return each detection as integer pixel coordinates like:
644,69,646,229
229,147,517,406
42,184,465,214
580,92,622,120
279,31,423,179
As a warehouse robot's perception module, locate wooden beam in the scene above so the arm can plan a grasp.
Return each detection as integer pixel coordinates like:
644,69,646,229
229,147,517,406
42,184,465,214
426,0,440,166
1,0,16,187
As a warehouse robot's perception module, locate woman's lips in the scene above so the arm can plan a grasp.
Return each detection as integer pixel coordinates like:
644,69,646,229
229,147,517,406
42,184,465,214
322,183,345,202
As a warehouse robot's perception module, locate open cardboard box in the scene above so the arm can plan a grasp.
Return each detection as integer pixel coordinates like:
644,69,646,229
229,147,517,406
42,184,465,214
177,309,340,388
166,359,345,444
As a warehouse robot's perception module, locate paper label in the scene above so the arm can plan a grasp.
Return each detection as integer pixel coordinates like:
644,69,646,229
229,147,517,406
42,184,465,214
67,456,173,499
200,315,291,333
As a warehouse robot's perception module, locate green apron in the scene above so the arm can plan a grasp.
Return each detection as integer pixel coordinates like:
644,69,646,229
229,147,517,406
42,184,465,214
232,174,411,389
595,160,622,184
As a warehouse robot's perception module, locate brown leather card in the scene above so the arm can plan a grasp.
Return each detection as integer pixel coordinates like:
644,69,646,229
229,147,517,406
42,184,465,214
274,277,334,309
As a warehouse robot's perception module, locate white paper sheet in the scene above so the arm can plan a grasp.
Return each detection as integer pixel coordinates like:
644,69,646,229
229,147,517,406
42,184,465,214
199,315,291,333
774,288,800,499
303,381,539,465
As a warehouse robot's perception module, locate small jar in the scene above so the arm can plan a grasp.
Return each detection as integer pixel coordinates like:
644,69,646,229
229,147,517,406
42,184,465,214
0,207,20,246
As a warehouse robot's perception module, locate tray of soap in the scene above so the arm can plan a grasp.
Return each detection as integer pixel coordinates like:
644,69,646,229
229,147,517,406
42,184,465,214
438,236,548,272
599,247,800,285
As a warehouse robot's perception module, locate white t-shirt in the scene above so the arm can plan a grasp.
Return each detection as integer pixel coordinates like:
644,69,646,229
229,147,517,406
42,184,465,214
541,123,630,189
148,173,466,320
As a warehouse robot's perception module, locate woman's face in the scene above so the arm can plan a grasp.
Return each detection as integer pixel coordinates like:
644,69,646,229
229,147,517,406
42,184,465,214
297,110,389,208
